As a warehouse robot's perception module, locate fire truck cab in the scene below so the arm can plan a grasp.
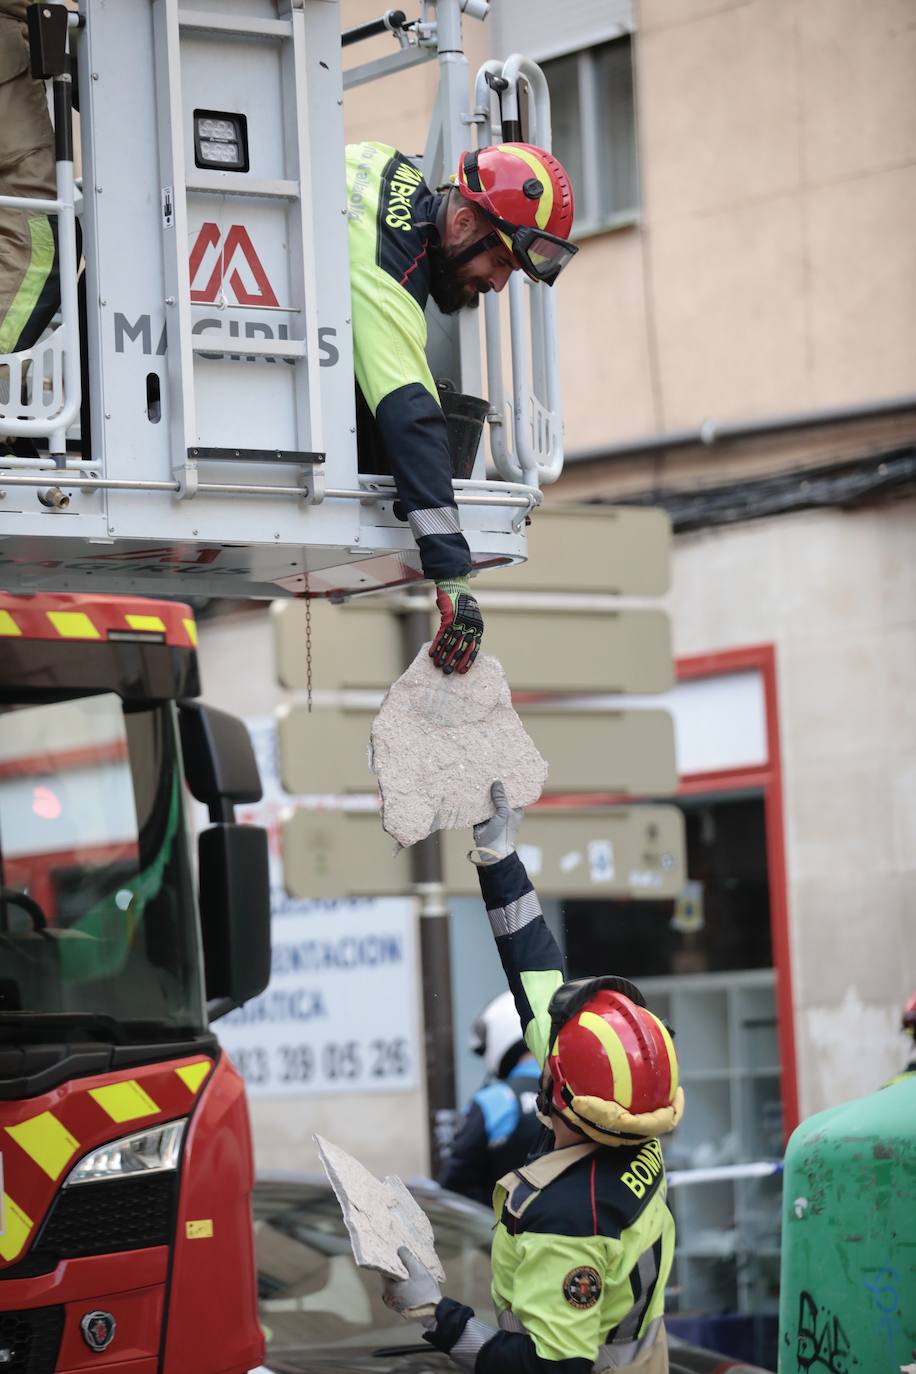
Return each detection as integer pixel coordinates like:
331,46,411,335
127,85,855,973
0,592,271,1373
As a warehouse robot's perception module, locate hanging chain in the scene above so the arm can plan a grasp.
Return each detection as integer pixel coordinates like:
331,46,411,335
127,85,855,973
304,572,313,714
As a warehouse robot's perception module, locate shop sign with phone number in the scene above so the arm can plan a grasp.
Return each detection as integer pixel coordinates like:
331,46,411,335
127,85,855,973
217,899,419,1096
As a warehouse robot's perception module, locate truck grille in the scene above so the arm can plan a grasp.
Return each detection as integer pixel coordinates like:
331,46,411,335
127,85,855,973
0,1307,64,1374
35,1172,177,1258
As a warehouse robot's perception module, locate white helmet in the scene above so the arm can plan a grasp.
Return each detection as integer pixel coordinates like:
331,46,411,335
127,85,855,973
469,991,526,1078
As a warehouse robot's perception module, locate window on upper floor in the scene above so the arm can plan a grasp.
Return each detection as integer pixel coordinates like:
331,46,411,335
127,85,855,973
541,36,640,238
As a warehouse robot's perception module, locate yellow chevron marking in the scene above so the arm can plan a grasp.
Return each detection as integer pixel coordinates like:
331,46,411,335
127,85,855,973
176,1061,211,1095
46,610,101,639
183,618,198,646
6,1111,79,1181
0,610,22,637
125,614,166,632
578,1010,633,1109
0,1194,33,1262
90,1080,159,1123
186,1219,213,1239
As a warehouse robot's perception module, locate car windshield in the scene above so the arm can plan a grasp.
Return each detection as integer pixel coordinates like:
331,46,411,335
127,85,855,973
0,692,206,1039
254,1180,495,1354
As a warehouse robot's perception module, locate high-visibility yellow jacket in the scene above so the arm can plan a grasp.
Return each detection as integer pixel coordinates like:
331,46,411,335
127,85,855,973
345,140,471,583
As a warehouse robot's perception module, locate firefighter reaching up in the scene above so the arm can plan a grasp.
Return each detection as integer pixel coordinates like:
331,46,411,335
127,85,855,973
383,782,684,1374
346,141,576,674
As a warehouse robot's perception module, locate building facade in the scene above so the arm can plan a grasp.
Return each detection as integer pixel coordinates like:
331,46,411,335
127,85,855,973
486,0,916,1098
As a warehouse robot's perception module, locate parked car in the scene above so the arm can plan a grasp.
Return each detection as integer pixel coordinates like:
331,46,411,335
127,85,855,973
251,1174,772,1374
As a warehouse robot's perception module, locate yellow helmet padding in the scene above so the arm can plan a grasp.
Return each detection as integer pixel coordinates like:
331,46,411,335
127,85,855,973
561,1086,686,1146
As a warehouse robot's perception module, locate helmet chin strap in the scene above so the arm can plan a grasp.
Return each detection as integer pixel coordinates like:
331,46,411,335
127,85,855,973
446,230,502,270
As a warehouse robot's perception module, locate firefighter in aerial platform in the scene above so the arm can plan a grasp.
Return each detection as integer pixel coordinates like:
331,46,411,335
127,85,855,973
346,140,577,674
382,783,685,1373
0,0,59,362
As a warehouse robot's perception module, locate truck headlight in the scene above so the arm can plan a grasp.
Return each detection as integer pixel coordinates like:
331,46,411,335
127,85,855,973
64,1119,186,1185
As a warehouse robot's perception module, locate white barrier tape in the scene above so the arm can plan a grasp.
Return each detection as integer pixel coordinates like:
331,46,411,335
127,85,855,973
668,1161,783,1188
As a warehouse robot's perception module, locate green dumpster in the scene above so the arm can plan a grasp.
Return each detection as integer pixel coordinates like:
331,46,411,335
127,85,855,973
778,1073,916,1372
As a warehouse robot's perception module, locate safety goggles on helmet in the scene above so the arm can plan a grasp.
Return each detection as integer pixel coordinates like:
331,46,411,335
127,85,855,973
456,144,577,285
480,214,578,286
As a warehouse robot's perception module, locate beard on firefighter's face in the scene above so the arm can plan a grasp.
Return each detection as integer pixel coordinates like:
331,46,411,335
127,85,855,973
428,199,517,314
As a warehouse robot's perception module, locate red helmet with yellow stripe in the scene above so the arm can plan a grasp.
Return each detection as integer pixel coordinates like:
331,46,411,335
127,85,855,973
546,977,684,1144
456,142,577,286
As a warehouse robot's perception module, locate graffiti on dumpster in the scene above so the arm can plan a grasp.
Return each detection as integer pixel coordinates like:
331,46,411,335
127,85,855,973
796,1290,855,1373
862,1266,901,1370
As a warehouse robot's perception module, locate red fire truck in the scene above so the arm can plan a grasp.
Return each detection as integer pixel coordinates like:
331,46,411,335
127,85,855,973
0,592,271,1374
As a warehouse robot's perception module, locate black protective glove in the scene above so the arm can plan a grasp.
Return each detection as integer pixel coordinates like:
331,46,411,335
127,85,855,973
429,577,483,675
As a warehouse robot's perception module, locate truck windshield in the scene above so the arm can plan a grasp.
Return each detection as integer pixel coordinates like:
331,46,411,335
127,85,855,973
0,693,206,1039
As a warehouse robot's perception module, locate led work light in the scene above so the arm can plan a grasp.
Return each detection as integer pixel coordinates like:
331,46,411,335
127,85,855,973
194,110,249,172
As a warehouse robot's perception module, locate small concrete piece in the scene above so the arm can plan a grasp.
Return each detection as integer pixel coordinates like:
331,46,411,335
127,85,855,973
315,1134,444,1283
369,646,548,847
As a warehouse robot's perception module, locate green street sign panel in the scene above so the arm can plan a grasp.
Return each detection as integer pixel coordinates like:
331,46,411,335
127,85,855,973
474,505,671,596
277,705,676,797
282,806,685,900
484,609,672,693
519,709,676,795
273,599,403,690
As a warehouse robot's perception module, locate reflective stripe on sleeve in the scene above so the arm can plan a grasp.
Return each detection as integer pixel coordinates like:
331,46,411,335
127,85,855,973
611,1240,662,1343
488,890,542,938
408,506,462,539
450,1317,499,1372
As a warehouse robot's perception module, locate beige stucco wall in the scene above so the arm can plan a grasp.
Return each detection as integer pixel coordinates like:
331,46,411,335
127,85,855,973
195,610,431,1179
557,0,916,450
671,500,916,1116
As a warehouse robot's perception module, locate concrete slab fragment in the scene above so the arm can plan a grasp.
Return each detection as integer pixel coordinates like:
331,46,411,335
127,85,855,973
315,1134,444,1284
369,647,548,848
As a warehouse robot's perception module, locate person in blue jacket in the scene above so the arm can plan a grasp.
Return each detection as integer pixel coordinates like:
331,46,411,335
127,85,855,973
438,989,542,1205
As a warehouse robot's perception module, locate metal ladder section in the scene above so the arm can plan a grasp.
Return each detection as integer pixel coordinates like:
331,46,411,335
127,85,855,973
342,2,566,491
0,0,80,459
151,0,324,501
474,56,564,489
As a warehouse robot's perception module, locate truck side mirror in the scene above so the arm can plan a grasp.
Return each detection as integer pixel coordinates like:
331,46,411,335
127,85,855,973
198,823,271,1020
178,701,262,822
179,701,271,1018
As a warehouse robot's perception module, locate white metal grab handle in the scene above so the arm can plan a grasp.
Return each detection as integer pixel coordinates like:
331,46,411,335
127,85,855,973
0,182,81,444
473,55,566,488
0,0,80,449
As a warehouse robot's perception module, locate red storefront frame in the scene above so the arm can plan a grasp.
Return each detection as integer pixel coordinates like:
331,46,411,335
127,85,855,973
677,643,797,1138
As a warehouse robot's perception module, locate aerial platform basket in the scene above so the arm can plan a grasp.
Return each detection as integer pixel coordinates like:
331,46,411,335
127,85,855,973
0,0,564,600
